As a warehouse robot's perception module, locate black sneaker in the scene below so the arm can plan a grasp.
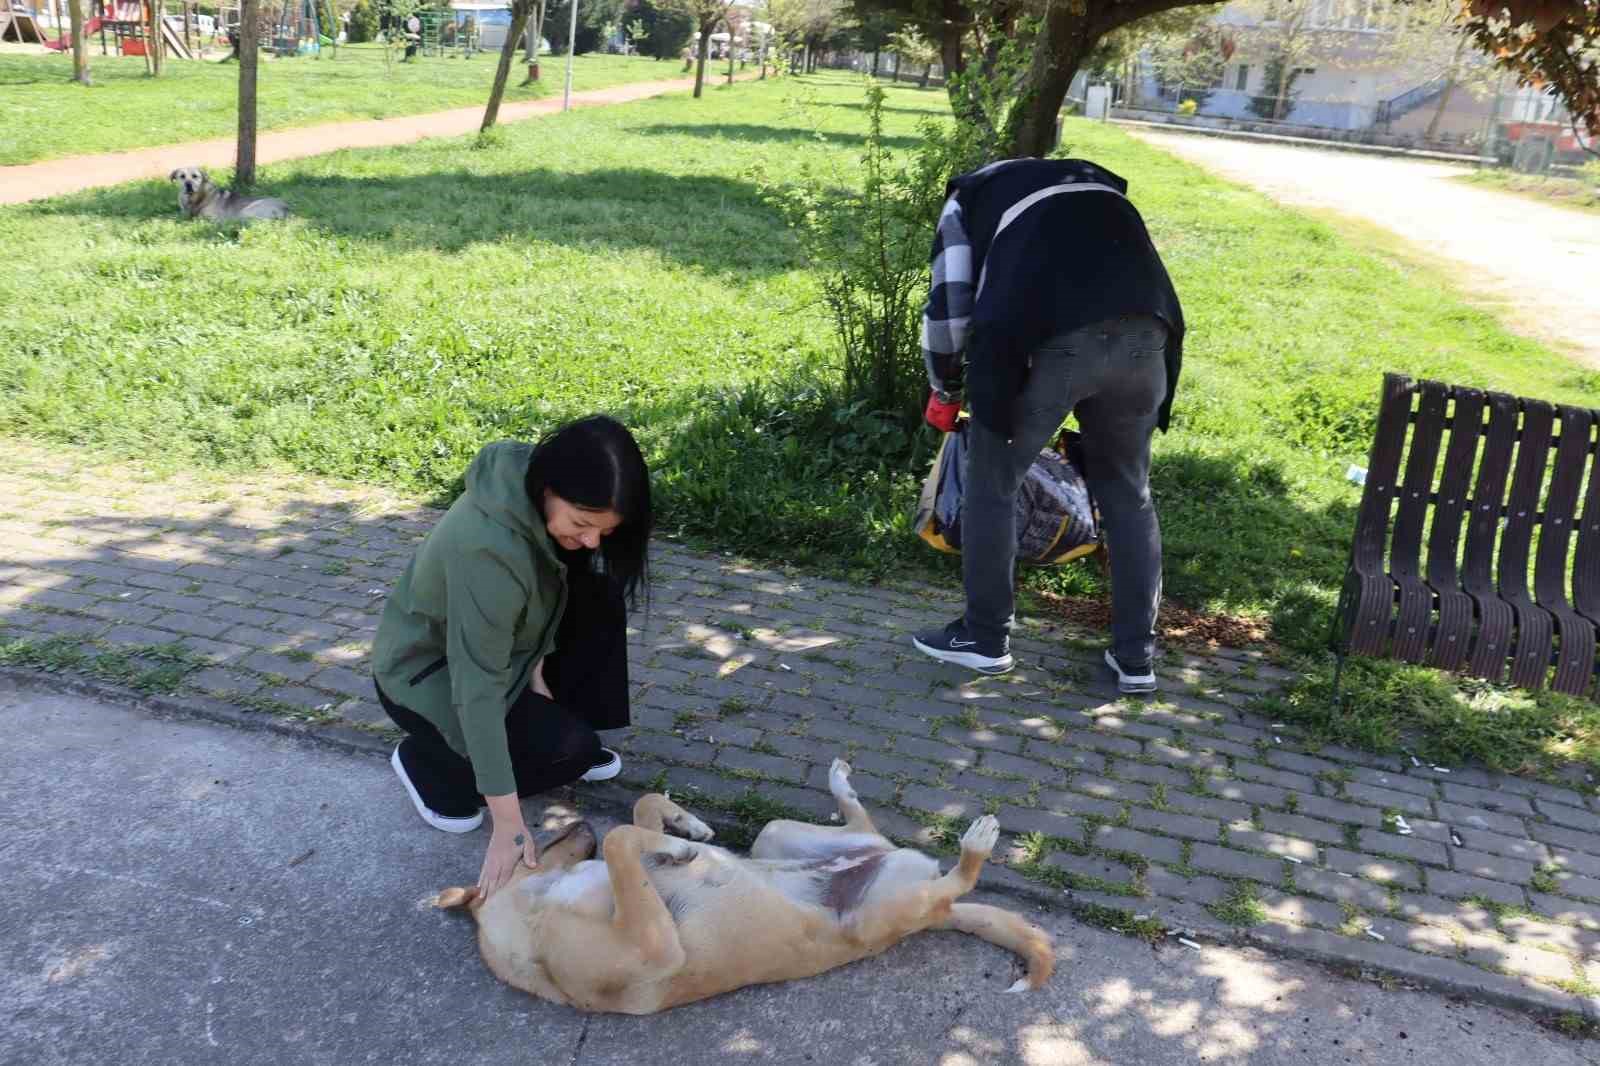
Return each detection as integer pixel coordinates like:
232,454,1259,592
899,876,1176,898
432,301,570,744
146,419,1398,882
391,743,484,834
580,747,622,782
912,619,1015,675
1104,650,1157,695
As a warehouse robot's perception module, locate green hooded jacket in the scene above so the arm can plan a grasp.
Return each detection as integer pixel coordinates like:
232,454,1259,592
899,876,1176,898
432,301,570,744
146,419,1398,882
372,441,568,796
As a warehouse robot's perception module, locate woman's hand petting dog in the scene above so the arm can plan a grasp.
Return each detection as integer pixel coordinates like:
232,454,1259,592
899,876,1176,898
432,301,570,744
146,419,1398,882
479,794,540,899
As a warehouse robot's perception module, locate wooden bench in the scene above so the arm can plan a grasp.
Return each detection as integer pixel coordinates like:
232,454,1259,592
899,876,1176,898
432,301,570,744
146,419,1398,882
1332,373,1600,697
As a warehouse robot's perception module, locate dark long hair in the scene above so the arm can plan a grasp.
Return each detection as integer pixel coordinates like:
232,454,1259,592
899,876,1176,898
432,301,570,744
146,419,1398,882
524,415,652,609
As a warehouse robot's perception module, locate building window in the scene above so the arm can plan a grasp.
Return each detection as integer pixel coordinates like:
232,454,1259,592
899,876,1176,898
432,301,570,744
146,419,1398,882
1235,64,1249,91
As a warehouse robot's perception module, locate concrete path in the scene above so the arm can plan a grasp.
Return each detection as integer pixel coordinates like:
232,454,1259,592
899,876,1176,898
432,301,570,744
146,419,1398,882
3,437,1600,1027
0,73,734,206
6,678,1598,1066
1128,127,1600,369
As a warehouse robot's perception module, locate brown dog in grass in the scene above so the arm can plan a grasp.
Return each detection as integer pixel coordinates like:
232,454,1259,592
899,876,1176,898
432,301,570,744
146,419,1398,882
435,758,1055,1014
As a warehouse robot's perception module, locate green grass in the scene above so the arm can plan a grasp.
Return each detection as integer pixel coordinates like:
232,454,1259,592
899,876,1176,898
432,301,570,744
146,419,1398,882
5,71,1600,774
1456,167,1600,216
1,46,695,164
1206,880,1268,927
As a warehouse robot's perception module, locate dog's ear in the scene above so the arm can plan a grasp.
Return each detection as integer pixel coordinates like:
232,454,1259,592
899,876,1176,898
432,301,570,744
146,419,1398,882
434,886,482,910
169,168,182,182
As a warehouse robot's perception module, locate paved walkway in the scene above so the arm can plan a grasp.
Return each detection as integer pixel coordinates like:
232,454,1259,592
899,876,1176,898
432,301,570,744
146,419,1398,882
0,73,737,206
8,681,1592,1065
1129,127,1600,369
4,437,1600,1024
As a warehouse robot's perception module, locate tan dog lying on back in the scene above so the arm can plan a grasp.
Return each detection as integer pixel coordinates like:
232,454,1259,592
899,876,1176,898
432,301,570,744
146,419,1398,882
169,167,289,220
435,758,1055,1014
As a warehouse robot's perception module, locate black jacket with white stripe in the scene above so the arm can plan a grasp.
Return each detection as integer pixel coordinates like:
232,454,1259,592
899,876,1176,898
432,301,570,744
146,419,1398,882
922,158,1185,439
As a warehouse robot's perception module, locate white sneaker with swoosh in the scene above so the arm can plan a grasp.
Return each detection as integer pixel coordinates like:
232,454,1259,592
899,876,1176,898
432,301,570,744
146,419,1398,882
912,620,1014,674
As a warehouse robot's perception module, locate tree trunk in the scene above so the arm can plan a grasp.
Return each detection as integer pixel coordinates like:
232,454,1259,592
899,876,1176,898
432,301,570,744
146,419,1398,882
693,28,709,98
482,0,532,130
1000,0,1094,158
236,0,259,187
920,62,929,88
1424,77,1457,142
68,0,91,84
891,52,899,82
725,34,733,84
148,0,164,75
1273,61,1290,121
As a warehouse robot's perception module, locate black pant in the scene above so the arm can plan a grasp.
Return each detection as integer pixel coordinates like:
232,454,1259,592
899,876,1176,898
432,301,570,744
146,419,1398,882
377,562,630,815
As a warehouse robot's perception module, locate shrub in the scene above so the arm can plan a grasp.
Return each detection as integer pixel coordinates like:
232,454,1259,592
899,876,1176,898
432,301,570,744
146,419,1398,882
1177,98,1198,116
346,0,377,43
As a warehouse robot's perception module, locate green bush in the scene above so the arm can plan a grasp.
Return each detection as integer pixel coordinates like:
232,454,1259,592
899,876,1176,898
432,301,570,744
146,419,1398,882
346,0,378,43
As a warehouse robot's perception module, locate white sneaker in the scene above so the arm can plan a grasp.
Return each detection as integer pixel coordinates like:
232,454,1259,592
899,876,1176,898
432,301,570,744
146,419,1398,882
581,747,622,782
391,744,484,833
1104,650,1157,695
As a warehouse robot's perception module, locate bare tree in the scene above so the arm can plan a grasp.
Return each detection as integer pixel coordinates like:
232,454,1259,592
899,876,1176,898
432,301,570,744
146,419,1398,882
67,0,91,84
484,0,538,129
236,0,260,187
663,0,736,97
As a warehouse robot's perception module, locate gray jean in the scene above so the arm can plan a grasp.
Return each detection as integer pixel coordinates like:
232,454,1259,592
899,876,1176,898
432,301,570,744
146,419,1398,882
962,314,1169,667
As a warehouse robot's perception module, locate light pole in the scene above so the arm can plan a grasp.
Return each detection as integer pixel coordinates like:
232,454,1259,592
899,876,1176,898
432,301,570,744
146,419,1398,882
562,0,578,110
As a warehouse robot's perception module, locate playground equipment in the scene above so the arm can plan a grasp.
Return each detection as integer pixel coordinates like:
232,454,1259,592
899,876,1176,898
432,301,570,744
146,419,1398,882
271,0,322,56
1,1,47,42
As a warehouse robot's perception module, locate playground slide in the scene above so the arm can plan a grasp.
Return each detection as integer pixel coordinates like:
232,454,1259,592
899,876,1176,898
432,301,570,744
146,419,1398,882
42,15,102,50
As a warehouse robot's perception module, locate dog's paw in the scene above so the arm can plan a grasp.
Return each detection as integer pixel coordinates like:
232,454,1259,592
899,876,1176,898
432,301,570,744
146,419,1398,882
828,758,855,796
960,814,1000,857
667,809,715,842
655,839,698,866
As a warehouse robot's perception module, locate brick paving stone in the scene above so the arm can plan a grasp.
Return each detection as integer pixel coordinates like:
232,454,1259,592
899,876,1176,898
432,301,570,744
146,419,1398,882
900,786,980,820
1060,774,1152,806
1259,810,1356,845
1232,761,1318,793
1549,849,1600,879
1344,767,1439,797
1426,869,1528,907
1104,759,1191,789
1498,777,1595,807
1292,793,1385,828
1356,829,1450,867
1536,801,1600,833
1226,826,1319,862
846,750,941,783
1440,782,1539,816
625,732,705,765
240,651,320,683
1464,940,1578,983
977,750,1066,783
1035,789,1125,821
1448,846,1536,885
100,623,184,648
262,684,335,711
1527,821,1600,857
1090,825,1184,865
78,599,163,626
1291,867,1393,910
1393,893,1500,932
1026,743,1108,774
1265,749,1344,777
1167,789,1252,824
1209,778,1291,810
1546,871,1600,902
1127,808,1221,843
1190,843,1282,884
1144,865,1229,905
1438,827,1550,864
952,771,1033,800
1500,915,1600,958
1069,732,1146,759
185,667,260,694
1324,848,1421,888
149,611,236,640
936,726,1026,755
762,734,840,766
1256,892,1347,930
997,806,1085,840
713,748,806,784
1433,802,1528,837
1529,893,1600,929
892,735,976,766
1045,851,1139,888
1342,782,1434,818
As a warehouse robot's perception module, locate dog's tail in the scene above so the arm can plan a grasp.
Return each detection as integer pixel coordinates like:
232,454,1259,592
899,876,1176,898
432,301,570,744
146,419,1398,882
434,886,483,912
935,902,1056,991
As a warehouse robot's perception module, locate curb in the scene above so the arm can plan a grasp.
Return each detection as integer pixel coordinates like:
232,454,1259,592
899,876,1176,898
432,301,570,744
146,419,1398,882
6,663,1596,1028
1111,115,1494,166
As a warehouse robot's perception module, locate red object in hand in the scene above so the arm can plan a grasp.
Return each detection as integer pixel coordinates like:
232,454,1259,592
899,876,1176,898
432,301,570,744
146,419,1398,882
925,391,961,432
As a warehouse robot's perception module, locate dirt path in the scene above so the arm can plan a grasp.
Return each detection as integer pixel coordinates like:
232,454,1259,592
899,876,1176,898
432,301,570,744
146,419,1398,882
0,74,733,206
1128,127,1600,369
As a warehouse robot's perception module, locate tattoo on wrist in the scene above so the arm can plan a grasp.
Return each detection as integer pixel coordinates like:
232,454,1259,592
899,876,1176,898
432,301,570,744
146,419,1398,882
513,833,525,847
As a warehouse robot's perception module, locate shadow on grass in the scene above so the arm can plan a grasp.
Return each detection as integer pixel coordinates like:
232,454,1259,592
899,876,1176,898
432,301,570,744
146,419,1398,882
631,122,923,151
23,166,803,274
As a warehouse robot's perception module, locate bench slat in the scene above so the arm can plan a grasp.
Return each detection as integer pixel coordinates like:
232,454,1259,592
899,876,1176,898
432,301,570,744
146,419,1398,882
1345,374,1414,656
1536,406,1595,696
1390,383,1448,663
1498,401,1555,689
1425,386,1485,671
1462,391,1518,681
